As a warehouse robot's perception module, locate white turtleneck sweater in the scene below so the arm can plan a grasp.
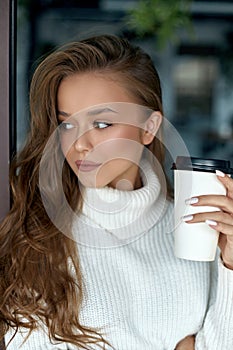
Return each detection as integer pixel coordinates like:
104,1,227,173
5,159,233,350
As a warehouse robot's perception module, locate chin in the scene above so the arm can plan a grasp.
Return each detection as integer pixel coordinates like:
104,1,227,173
78,178,106,189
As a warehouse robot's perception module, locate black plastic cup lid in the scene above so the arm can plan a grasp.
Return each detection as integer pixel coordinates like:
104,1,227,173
172,156,233,174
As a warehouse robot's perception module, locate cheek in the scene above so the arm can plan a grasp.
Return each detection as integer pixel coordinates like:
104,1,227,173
61,144,73,166
104,127,143,158
88,138,144,164
116,125,142,141
59,133,76,158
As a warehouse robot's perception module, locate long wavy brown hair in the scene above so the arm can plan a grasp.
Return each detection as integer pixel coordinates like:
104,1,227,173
0,35,171,349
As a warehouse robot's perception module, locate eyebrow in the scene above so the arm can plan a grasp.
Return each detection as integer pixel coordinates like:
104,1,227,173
87,107,118,116
57,107,117,119
57,111,70,118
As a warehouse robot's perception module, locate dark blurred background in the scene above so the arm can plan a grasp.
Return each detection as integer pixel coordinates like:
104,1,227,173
16,0,233,160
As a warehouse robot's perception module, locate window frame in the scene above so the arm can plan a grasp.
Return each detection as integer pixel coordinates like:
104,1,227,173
0,0,16,220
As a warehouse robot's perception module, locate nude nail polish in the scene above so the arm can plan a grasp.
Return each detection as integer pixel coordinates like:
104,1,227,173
215,170,225,177
185,197,199,205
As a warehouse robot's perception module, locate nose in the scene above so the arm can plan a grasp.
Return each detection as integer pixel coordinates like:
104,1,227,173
74,130,92,153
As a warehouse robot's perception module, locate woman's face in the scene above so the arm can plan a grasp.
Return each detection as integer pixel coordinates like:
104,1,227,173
57,73,157,190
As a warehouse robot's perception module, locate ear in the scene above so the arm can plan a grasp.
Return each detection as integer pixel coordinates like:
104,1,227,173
141,112,162,145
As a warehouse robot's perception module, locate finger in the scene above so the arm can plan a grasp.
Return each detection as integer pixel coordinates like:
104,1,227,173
205,220,233,237
182,212,233,233
186,195,233,214
182,211,233,226
216,170,233,198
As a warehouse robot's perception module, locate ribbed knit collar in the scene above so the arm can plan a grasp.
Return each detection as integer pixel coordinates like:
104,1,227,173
72,158,168,248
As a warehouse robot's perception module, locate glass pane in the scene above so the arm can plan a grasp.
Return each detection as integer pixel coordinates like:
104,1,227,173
16,0,233,161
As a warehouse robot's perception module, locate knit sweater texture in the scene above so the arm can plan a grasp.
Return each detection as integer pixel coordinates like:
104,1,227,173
5,159,233,349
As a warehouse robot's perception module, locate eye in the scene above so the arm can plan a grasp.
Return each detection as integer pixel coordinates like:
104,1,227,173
93,121,112,129
60,122,75,131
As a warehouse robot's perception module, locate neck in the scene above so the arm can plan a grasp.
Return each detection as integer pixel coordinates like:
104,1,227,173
109,164,142,191
72,158,169,247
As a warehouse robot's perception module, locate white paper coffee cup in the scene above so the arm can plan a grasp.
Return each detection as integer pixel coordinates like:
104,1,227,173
172,157,233,261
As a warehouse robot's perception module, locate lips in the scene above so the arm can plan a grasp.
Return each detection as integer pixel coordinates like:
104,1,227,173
75,160,102,172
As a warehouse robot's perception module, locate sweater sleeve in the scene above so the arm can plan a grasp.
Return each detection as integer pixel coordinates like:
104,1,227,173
195,258,233,350
4,327,68,350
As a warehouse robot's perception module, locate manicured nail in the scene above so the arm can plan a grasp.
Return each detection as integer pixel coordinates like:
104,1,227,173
215,170,225,177
205,219,217,226
185,197,199,205
182,214,194,222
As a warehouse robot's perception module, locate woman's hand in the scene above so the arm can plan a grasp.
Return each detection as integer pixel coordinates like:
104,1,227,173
175,335,195,350
184,171,233,270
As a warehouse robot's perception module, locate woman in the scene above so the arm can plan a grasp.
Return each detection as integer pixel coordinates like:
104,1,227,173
0,35,233,350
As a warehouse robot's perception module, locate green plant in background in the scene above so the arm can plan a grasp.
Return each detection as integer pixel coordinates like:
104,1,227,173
126,0,193,49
